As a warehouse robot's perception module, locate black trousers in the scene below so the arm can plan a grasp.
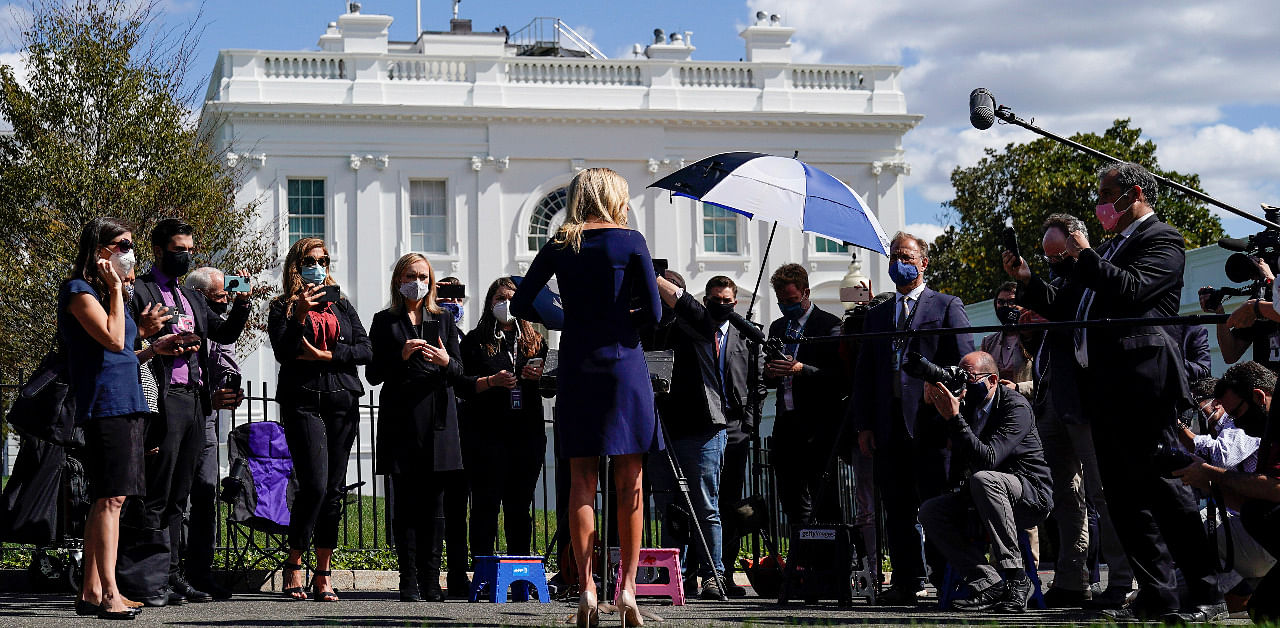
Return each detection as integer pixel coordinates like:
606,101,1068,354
1085,380,1220,614
1241,499,1280,618
281,389,358,551
772,412,841,527
720,419,751,576
873,399,949,589
469,429,546,557
184,415,219,578
391,472,447,589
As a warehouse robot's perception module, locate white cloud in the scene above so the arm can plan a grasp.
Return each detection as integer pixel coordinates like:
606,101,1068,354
905,222,946,245
751,0,1280,234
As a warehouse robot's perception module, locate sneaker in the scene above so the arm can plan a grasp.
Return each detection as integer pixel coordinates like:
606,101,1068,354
699,576,724,600
951,581,1007,612
995,577,1032,614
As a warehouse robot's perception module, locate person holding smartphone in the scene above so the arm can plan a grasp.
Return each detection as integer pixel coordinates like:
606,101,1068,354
268,237,372,603
366,253,466,602
458,277,549,571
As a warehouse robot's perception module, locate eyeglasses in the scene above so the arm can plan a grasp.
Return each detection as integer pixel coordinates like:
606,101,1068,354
1040,253,1067,264
962,371,997,383
300,256,330,268
890,253,919,263
106,238,133,253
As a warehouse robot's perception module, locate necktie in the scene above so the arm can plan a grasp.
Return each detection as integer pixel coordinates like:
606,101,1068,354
714,328,722,361
715,328,728,409
1073,234,1126,368
892,295,911,397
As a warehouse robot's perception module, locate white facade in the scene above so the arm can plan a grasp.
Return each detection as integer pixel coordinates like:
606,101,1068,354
202,7,920,402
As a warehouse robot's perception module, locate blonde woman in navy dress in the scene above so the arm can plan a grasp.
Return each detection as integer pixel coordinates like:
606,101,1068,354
511,168,663,627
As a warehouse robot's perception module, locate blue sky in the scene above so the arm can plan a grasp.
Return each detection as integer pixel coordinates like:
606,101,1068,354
4,0,1277,240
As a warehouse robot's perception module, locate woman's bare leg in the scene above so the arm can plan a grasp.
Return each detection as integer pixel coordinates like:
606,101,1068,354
569,456,601,595
612,454,644,596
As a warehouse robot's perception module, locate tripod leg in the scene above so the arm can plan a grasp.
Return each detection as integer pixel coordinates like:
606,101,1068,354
655,412,728,601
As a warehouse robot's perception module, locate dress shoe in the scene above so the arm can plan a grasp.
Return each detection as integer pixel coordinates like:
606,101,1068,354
952,581,1007,612
167,589,187,606
1101,603,1165,623
1161,602,1229,624
187,575,233,600
875,585,920,606
421,584,445,602
97,607,140,620
995,577,1032,614
135,591,170,608
1082,586,1133,610
1042,586,1090,608
171,575,212,603
75,600,101,616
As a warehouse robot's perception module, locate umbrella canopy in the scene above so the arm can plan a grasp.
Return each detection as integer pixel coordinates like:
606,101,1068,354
510,275,565,330
649,151,890,256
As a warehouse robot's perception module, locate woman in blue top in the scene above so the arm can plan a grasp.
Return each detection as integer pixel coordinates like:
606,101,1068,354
59,218,150,619
511,168,662,627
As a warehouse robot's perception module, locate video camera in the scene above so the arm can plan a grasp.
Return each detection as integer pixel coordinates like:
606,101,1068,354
902,351,967,397
1203,204,1280,310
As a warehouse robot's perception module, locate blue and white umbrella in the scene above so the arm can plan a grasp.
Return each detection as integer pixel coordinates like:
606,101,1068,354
649,151,890,256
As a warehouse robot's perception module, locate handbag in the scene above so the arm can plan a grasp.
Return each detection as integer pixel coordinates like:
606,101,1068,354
6,346,84,448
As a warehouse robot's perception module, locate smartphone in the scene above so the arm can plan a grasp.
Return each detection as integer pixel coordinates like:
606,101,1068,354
223,373,242,392
1002,226,1021,267
652,257,669,278
527,358,544,369
421,319,442,345
317,285,341,303
436,283,466,300
224,274,251,292
839,285,871,304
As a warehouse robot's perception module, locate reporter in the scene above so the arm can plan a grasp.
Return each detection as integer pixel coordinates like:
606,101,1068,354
269,237,372,602
367,253,465,602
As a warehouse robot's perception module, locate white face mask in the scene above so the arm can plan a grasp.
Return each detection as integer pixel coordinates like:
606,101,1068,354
398,279,430,301
110,249,136,279
492,299,516,324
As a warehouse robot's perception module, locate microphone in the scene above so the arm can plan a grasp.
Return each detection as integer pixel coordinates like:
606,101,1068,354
969,88,996,130
1218,236,1250,252
726,311,767,345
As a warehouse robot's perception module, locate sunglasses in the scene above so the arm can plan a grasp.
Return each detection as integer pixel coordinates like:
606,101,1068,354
299,256,330,268
106,238,133,253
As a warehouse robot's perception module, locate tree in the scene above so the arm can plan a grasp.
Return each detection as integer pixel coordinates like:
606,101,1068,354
927,119,1224,305
0,0,276,379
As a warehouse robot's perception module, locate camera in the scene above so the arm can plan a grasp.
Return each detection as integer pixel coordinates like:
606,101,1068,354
902,351,967,397
1206,204,1280,309
1151,442,1195,479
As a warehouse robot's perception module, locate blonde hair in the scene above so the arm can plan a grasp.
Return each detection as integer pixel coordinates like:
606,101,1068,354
277,238,336,308
553,168,630,252
389,253,444,316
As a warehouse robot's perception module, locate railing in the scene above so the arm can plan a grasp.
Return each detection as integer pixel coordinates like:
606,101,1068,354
263,55,347,80
792,66,868,91
509,17,608,60
679,64,755,89
506,59,643,86
387,58,471,82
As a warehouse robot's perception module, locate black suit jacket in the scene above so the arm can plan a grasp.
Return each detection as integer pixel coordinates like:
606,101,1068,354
267,295,372,404
655,292,767,439
131,270,250,416
765,305,845,445
1019,215,1190,415
1179,324,1212,382
850,286,974,441
946,385,1053,521
366,307,465,474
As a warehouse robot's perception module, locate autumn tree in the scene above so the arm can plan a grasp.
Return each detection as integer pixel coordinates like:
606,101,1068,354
928,119,1224,304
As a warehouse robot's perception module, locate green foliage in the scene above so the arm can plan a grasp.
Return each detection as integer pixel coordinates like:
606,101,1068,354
0,0,276,379
928,119,1225,305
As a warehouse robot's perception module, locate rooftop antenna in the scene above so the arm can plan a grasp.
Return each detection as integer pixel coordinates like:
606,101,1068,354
453,0,461,20
416,0,421,34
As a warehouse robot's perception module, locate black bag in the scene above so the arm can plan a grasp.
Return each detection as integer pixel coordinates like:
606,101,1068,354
6,349,83,448
0,436,64,545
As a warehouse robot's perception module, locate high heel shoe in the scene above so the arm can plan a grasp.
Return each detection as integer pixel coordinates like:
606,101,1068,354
575,590,600,628
617,590,643,627
281,561,306,600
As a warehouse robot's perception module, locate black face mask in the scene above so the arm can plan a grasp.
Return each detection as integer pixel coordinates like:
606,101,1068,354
1047,258,1075,278
705,301,734,322
161,249,192,277
995,306,1020,326
206,297,229,315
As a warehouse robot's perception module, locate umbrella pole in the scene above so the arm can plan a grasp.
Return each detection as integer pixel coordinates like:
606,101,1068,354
745,221,778,322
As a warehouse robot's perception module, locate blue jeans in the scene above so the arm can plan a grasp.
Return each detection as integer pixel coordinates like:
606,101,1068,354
649,428,726,579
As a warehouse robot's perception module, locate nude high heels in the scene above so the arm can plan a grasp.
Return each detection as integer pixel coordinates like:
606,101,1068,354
576,589,600,628
617,590,643,627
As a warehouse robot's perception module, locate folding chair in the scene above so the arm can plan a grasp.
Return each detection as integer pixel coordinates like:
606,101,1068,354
219,421,296,591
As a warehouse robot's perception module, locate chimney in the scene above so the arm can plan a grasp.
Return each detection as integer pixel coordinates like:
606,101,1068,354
450,18,472,34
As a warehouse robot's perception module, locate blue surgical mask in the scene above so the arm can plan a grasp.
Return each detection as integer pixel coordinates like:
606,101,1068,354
964,380,990,406
441,302,464,325
300,265,327,285
888,260,920,287
780,301,805,320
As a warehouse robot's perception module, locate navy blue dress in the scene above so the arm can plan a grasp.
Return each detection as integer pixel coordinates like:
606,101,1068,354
57,279,148,422
512,228,664,457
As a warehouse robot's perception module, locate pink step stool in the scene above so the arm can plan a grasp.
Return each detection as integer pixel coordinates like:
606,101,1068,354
612,547,685,605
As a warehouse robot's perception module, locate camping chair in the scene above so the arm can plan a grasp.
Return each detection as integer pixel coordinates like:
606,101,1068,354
219,421,296,591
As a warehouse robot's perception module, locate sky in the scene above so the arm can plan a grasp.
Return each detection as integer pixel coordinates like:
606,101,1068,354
3,0,1278,242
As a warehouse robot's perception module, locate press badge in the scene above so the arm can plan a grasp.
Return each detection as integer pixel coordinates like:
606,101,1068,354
173,313,195,334
510,386,523,410
1269,333,1280,362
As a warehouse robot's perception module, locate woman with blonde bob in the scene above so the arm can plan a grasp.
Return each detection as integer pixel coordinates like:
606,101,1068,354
367,253,465,602
268,237,372,602
512,168,663,626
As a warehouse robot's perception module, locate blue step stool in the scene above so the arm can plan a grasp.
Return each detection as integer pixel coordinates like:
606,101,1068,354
938,529,1044,610
468,556,550,603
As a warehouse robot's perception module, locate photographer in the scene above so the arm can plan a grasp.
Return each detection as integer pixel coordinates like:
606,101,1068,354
981,282,1033,397
1176,376,1260,475
918,351,1052,613
1175,360,1280,622
1201,255,1280,374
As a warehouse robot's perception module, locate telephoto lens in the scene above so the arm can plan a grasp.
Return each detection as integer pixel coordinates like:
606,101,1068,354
902,351,968,397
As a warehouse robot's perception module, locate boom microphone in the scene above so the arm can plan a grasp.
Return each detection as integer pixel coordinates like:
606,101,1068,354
969,88,996,130
726,310,767,345
1218,236,1250,252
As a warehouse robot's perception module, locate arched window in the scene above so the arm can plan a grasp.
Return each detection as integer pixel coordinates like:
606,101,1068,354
527,186,569,251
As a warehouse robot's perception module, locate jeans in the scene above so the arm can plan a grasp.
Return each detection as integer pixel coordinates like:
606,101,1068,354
649,428,726,579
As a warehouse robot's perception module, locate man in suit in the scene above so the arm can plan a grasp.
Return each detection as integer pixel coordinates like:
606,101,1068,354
120,218,250,606
1008,162,1225,622
851,232,973,605
1178,324,1213,382
764,264,847,528
918,351,1052,614
652,273,765,599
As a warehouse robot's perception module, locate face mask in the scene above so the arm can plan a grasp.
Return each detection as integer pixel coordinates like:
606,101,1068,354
888,260,920,286
398,280,430,301
492,300,516,324
206,297,229,315
110,249,136,279
1047,258,1075,278
780,301,805,320
996,306,1020,326
705,301,735,321
964,379,991,406
1095,188,1133,232
161,249,192,277
441,302,464,324
300,265,327,285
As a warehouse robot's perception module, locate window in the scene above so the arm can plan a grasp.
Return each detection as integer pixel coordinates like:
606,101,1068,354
702,204,739,253
410,180,448,253
815,236,848,254
287,178,325,245
528,187,569,251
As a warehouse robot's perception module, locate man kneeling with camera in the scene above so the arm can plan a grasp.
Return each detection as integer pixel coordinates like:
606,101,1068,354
915,350,1052,613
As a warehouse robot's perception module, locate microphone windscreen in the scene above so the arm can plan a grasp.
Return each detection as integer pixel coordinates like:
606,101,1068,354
726,311,767,345
969,88,996,130
1218,236,1250,252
